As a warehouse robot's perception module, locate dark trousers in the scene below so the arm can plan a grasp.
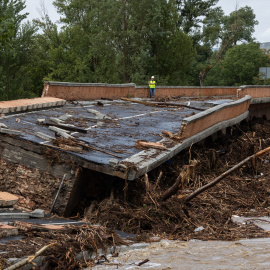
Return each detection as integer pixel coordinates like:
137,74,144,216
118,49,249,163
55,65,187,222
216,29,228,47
149,88,155,98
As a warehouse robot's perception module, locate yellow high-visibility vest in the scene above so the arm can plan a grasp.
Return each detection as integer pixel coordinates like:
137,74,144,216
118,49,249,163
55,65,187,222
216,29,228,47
149,80,156,88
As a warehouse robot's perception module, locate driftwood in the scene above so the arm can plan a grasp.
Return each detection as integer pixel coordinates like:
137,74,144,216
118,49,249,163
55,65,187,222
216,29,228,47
137,259,150,266
160,173,182,201
153,171,163,192
121,97,205,111
162,131,184,141
4,243,56,270
136,140,167,150
182,146,270,203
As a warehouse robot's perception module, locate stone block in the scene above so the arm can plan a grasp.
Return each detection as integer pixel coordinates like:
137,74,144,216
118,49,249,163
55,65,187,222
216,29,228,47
30,209,45,218
0,192,19,207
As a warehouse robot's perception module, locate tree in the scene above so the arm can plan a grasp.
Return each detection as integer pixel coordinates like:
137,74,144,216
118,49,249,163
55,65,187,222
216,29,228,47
221,6,258,46
175,0,218,34
52,0,192,85
0,0,37,100
222,43,268,86
196,5,258,86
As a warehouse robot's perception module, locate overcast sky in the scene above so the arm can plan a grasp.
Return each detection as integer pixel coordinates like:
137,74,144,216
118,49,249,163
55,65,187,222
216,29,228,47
24,0,270,43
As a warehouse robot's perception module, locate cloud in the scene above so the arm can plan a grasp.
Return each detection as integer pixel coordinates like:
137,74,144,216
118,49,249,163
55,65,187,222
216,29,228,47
256,27,270,43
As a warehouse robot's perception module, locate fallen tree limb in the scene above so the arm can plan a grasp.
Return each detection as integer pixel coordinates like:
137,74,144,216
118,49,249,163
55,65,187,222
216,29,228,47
160,173,182,201
121,97,205,111
4,243,56,270
182,146,270,203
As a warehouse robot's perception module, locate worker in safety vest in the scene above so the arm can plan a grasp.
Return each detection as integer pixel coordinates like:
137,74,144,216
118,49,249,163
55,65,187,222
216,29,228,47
148,76,156,99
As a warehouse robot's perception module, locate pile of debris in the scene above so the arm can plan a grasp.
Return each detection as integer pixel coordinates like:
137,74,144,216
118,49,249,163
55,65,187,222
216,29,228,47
85,119,270,241
0,216,129,269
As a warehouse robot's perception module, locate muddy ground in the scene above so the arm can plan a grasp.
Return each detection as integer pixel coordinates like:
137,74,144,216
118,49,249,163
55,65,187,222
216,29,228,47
1,118,270,269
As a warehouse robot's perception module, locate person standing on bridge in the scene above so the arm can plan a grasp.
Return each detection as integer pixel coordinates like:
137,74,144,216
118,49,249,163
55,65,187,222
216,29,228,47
148,76,156,99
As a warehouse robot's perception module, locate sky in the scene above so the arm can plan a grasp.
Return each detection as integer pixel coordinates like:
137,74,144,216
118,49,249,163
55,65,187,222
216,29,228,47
24,0,270,43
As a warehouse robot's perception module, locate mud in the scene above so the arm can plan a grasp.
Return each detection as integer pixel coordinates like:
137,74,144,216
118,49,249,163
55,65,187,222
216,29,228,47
91,238,270,269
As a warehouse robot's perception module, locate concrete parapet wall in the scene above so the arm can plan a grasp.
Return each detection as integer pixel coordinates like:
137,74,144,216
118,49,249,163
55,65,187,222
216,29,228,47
0,97,66,114
178,95,251,139
42,81,237,100
237,85,270,99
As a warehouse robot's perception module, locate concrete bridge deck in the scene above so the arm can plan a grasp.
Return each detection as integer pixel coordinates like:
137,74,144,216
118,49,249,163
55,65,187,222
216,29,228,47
0,97,249,180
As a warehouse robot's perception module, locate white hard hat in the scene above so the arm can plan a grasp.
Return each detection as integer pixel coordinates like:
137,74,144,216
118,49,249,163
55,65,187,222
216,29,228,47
151,76,154,78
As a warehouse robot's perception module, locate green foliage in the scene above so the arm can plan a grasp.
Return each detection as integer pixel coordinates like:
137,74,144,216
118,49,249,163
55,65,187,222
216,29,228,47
175,0,218,34
157,30,196,85
222,6,258,46
0,0,37,100
222,43,268,86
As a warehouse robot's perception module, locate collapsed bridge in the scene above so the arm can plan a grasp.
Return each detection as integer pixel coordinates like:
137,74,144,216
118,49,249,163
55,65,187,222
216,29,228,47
0,83,269,217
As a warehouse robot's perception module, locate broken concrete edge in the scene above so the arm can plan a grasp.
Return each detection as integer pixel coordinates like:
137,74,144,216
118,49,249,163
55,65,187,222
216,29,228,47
237,85,270,99
251,97,270,104
122,111,249,180
0,99,67,115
